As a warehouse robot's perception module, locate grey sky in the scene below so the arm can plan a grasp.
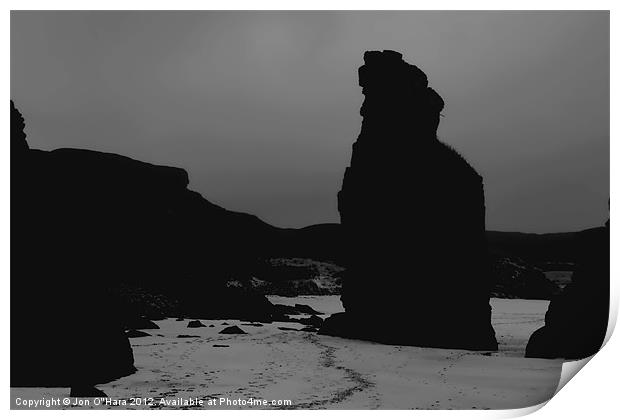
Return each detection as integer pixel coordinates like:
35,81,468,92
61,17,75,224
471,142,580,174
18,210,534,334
11,11,609,232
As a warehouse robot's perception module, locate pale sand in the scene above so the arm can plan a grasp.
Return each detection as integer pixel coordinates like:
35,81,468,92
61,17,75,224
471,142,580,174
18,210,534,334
11,297,562,410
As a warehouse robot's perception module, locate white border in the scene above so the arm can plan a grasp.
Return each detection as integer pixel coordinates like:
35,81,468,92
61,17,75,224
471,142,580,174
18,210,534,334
2,3,616,420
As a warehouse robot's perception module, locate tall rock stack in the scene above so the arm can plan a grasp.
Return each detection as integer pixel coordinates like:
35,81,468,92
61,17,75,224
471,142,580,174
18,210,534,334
320,50,498,350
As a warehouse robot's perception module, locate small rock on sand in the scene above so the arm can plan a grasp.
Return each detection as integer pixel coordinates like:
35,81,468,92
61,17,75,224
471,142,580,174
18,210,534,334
187,320,206,328
219,326,247,334
70,386,107,398
295,304,323,315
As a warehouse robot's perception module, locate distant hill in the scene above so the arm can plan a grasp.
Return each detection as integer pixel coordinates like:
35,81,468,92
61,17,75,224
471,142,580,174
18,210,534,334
273,223,588,267
270,223,344,263
486,230,587,267
255,223,590,299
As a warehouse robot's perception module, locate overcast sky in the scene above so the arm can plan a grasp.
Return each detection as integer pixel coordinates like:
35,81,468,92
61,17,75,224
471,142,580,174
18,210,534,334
11,11,609,232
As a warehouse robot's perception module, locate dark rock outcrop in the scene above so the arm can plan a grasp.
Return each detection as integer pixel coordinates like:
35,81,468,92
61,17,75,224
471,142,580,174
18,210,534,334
271,313,294,323
271,303,323,317
10,100,280,386
295,304,323,315
70,386,107,398
526,221,609,359
112,284,181,322
11,101,137,387
273,304,302,316
126,330,152,338
490,256,560,299
319,51,497,350
244,258,345,296
125,317,160,330
299,315,324,327
187,320,207,328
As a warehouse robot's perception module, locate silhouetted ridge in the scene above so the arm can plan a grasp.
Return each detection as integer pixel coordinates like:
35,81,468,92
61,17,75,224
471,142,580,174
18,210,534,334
320,50,498,350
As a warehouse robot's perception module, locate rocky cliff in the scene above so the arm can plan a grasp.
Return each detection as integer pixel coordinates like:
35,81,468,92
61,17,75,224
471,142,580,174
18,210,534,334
319,51,498,350
10,101,280,386
11,101,137,386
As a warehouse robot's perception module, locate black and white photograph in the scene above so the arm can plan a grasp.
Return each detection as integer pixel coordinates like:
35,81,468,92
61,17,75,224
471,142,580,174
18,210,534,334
8,7,611,411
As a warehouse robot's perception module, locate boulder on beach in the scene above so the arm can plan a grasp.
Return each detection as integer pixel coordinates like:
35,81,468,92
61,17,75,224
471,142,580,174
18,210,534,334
126,329,151,338
126,317,160,330
272,313,294,323
270,303,323,319
299,315,324,327
319,51,497,351
187,320,206,328
526,221,609,359
295,304,323,315
70,386,108,398
219,326,247,334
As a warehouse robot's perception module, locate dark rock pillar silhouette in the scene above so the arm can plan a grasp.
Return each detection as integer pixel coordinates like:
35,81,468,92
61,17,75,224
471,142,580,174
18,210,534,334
320,50,498,350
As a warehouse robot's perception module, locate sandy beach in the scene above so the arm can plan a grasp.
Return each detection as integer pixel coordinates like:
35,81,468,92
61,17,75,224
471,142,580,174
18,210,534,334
11,296,562,410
